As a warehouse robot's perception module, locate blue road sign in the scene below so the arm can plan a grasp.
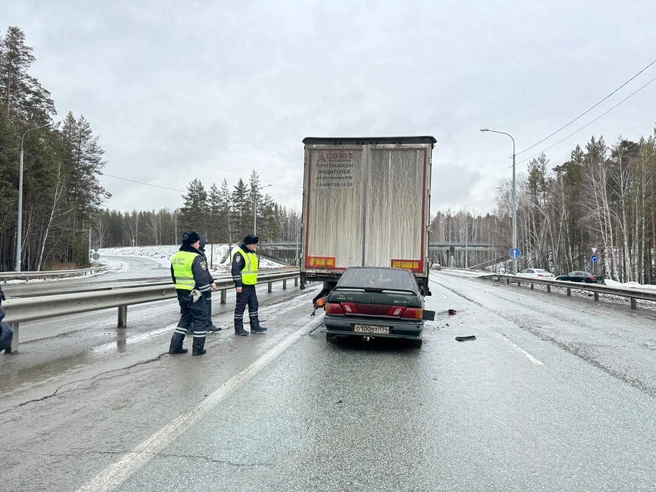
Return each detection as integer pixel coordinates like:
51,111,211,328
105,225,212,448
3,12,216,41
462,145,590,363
591,254,598,263
509,247,522,260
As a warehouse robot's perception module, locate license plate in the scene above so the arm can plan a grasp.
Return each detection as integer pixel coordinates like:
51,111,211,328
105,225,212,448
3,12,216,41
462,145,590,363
354,325,390,334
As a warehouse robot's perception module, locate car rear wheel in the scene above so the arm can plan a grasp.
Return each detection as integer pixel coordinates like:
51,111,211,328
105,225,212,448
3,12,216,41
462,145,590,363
408,338,422,349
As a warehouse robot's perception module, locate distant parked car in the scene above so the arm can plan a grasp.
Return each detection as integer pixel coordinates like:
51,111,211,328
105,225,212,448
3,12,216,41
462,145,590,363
322,266,434,348
555,271,602,284
518,268,555,279
431,262,442,270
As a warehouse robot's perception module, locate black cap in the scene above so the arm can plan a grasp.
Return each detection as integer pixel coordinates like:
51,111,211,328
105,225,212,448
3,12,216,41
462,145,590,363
182,230,201,245
243,235,259,245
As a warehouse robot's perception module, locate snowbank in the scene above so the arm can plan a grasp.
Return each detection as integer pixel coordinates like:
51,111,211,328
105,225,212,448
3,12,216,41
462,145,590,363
97,243,286,274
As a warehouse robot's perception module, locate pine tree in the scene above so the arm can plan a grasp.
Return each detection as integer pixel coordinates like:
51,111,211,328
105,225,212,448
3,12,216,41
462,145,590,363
179,178,208,234
0,26,55,117
230,179,249,241
59,112,109,264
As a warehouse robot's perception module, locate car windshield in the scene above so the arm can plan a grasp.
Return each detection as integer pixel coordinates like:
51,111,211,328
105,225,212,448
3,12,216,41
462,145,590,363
336,267,419,293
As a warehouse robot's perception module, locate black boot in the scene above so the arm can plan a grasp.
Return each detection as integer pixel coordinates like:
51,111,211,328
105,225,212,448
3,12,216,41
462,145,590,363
234,318,249,336
169,332,188,354
250,317,267,334
192,335,206,356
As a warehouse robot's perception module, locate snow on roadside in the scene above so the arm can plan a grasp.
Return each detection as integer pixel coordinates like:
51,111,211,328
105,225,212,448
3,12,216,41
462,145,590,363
98,243,286,274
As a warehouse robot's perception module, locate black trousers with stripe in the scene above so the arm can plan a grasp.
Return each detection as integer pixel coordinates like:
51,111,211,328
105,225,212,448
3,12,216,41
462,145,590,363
171,290,207,352
234,285,260,331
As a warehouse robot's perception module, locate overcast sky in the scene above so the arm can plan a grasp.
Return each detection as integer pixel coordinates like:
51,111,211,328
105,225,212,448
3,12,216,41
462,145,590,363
4,0,656,216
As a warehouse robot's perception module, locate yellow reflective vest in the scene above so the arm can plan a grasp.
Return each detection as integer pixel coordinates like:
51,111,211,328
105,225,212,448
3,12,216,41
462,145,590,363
231,247,259,285
171,251,200,290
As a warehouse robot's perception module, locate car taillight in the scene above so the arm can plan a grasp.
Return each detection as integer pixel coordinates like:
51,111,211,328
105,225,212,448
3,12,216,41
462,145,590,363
325,303,344,315
402,307,423,319
589,276,596,281
388,306,405,317
341,302,356,314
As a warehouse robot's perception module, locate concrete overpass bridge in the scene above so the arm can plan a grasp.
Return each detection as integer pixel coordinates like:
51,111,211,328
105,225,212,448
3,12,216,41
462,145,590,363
259,242,508,269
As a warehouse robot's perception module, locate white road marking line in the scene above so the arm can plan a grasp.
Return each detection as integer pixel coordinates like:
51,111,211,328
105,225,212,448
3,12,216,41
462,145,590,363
76,317,324,492
495,333,545,366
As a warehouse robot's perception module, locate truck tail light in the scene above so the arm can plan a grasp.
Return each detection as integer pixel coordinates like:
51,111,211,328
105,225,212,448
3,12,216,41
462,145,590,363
402,307,423,319
325,303,344,315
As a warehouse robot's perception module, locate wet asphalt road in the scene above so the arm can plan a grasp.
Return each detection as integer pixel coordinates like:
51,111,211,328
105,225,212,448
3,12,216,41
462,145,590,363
1,263,655,491
1,256,172,298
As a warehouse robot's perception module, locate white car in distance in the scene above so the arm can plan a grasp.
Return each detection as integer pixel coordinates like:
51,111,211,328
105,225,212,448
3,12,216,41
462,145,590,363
518,268,555,279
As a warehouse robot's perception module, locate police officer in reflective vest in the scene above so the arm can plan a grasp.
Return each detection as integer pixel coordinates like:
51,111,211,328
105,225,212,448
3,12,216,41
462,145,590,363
231,234,267,336
169,230,215,355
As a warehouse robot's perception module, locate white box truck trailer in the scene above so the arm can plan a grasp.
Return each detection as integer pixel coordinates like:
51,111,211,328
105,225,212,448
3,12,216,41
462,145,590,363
300,136,436,303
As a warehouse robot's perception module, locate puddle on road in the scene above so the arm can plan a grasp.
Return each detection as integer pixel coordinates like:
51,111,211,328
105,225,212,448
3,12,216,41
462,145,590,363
0,351,92,396
91,326,171,354
0,326,173,396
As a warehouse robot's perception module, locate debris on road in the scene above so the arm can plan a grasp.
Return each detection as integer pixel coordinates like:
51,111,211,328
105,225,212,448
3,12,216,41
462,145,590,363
455,335,476,342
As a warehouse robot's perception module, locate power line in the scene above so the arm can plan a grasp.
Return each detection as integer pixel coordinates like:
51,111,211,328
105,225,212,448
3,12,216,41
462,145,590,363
516,57,656,156
518,74,656,164
102,173,186,193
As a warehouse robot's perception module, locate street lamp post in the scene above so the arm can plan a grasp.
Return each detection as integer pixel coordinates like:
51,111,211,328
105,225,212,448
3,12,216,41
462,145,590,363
16,123,51,272
480,128,517,275
253,184,273,236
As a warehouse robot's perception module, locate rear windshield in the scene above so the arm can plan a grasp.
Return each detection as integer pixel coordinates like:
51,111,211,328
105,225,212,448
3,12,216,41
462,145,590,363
336,268,419,292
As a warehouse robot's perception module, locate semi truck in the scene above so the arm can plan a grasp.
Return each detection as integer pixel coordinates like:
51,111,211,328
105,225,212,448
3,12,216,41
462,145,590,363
299,136,436,303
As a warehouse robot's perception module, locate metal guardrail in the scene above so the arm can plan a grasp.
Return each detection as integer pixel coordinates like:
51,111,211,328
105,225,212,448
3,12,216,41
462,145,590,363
3,270,300,353
0,267,105,283
483,274,656,310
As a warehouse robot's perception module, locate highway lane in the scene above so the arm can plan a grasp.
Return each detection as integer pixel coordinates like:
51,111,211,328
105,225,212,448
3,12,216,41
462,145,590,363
1,256,172,298
1,270,654,491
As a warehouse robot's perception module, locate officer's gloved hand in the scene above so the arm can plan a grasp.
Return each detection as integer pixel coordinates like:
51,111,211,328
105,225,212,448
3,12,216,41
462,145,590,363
191,289,202,303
